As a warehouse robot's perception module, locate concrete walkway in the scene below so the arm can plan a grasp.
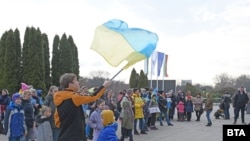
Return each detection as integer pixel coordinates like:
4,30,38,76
0,105,249,141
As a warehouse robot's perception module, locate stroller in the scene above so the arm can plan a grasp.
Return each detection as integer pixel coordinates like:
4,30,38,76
214,109,224,119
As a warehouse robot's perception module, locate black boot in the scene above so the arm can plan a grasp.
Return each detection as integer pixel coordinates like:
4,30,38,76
120,136,125,141
134,130,140,135
141,131,148,134
206,122,212,126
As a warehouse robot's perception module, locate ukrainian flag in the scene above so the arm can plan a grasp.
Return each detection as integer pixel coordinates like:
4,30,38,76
91,19,158,69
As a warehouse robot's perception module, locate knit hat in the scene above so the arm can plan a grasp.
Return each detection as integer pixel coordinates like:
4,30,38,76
21,82,30,91
36,89,42,97
101,110,115,126
12,93,21,102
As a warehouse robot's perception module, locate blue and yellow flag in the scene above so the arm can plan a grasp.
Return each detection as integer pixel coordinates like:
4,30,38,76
91,19,158,69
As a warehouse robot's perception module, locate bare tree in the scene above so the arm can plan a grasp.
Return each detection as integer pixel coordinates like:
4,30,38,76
235,74,250,91
89,70,110,79
214,73,235,90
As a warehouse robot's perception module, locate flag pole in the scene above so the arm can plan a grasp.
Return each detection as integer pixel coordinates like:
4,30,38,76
162,54,165,90
110,62,130,80
150,60,153,88
110,68,123,81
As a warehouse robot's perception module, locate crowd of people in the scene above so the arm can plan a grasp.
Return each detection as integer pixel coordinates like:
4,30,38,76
0,73,249,141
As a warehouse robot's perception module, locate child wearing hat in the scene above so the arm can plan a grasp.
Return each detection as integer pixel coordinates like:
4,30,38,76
97,110,119,141
4,93,26,141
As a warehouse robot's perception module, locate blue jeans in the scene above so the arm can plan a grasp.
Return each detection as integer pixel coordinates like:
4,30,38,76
159,111,172,125
9,136,25,141
206,109,212,123
134,118,145,132
224,107,230,119
143,116,149,130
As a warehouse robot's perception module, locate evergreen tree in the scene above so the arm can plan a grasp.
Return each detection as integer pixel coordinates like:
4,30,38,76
135,73,139,88
22,26,31,82
0,31,8,87
51,35,60,86
42,33,51,90
138,70,148,88
144,72,149,88
68,35,79,78
22,27,46,92
58,33,73,77
138,70,144,88
129,68,138,88
14,29,22,91
2,30,19,94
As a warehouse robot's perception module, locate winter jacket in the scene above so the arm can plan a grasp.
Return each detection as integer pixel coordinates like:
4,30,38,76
121,101,134,129
176,101,185,113
193,97,203,111
22,99,34,128
88,108,103,141
97,122,119,141
205,96,213,111
158,96,167,112
54,86,106,141
36,115,53,141
185,99,194,112
131,94,144,119
233,92,249,108
0,94,11,115
4,102,26,137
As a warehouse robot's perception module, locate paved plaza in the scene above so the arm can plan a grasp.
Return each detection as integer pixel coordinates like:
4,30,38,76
0,105,249,141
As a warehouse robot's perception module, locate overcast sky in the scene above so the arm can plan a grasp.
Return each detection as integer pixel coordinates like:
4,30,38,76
1,0,250,86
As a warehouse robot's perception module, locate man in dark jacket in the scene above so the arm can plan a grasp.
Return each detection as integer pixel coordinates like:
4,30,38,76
233,87,249,124
158,91,173,126
54,73,111,141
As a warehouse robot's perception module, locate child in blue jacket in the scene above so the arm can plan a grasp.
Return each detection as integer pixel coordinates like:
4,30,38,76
98,110,118,141
4,93,26,141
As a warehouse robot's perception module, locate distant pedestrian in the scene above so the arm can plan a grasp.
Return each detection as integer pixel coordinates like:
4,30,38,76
132,88,146,135
185,91,194,121
233,87,249,124
204,93,213,126
158,91,173,126
0,89,11,121
193,93,203,121
120,100,134,141
176,100,185,121
222,91,231,119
